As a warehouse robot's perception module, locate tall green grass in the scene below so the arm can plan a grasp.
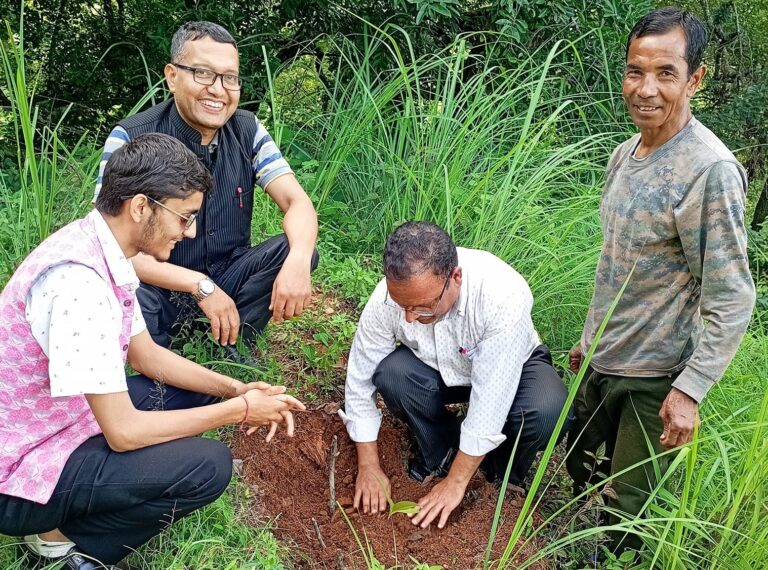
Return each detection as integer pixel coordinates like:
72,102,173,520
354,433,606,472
284,29,628,350
1,12,766,569
0,10,159,283
279,28,768,569
0,15,98,279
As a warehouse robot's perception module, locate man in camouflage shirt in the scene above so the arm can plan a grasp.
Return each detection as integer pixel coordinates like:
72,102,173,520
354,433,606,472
566,7,756,552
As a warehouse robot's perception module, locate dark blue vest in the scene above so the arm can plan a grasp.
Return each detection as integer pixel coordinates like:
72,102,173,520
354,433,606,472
118,99,258,276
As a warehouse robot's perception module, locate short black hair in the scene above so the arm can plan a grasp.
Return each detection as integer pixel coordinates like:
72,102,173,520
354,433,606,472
627,7,708,76
384,221,458,281
171,21,237,62
95,133,212,216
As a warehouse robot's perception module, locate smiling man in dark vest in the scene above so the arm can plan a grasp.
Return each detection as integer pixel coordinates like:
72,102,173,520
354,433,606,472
94,21,318,354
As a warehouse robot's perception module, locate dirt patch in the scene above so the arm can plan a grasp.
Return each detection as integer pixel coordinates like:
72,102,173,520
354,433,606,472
232,405,549,569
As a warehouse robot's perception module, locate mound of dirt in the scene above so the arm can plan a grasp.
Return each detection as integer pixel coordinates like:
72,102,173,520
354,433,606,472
232,405,548,569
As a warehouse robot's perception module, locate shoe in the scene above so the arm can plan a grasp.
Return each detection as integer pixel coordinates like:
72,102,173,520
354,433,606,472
58,548,115,570
23,534,75,558
407,447,456,483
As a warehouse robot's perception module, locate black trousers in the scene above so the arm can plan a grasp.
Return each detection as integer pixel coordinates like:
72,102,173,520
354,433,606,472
0,375,231,564
373,344,572,485
139,234,320,347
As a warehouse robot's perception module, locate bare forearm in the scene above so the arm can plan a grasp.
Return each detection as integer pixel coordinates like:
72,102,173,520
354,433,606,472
446,451,484,486
282,195,318,260
132,252,204,293
356,441,382,468
132,342,238,398
87,393,245,451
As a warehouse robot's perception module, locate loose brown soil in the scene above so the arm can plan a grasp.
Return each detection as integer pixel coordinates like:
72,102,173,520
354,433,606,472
232,404,549,569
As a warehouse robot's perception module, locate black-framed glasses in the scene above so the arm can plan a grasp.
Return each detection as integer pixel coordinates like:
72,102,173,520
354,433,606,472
384,274,451,318
121,195,197,230
171,63,242,91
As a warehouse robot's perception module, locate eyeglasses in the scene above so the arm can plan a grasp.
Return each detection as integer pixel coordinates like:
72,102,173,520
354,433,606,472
121,195,197,230
171,63,242,91
146,196,198,230
384,275,451,318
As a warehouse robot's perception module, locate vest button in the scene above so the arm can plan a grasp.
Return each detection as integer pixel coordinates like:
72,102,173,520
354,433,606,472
208,230,215,237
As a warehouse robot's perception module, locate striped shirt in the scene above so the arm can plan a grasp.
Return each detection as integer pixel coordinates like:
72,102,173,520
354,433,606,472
93,100,294,275
93,119,292,201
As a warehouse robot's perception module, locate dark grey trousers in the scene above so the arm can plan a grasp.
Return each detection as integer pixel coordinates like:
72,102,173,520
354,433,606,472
0,375,230,564
373,344,572,485
138,234,319,347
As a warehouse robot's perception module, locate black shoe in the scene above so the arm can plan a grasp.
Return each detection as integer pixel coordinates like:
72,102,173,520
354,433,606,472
407,448,456,483
59,549,115,570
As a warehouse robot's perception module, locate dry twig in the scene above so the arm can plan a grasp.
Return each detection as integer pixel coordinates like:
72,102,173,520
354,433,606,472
328,435,339,514
312,517,327,549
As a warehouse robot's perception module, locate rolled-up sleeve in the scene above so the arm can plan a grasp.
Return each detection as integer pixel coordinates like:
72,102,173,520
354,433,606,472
252,119,293,190
339,282,399,442
459,293,535,456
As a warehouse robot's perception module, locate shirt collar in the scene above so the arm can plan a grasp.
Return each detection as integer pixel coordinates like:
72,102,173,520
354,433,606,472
87,210,140,290
209,131,219,153
170,100,220,149
445,248,470,319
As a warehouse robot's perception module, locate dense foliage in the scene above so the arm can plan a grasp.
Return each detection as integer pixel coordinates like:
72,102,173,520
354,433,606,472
0,1,766,568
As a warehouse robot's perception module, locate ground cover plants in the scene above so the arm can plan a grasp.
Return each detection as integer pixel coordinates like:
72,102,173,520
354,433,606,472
1,9,767,570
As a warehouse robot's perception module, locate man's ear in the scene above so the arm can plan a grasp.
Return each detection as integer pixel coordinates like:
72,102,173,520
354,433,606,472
164,63,177,93
688,65,707,97
453,267,463,287
126,194,150,224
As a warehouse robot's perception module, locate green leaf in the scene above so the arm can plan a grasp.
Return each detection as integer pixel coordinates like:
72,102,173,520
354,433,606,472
389,500,421,516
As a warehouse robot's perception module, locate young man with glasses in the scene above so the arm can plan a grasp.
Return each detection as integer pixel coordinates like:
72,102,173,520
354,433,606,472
93,21,318,356
1,134,304,570
340,221,571,529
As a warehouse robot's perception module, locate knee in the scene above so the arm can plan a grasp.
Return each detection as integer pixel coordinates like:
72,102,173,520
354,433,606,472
372,348,412,397
136,285,164,315
278,234,319,272
194,439,233,500
531,383,571,447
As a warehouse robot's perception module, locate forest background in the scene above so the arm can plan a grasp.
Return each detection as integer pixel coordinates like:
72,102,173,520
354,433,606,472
0,0,766,568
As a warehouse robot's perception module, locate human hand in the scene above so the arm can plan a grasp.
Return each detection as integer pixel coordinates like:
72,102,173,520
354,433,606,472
198,286,240,345
410,476,466,528
230,380,286,397
269,255,312,323
659,387,699,450
569,345,583,374
241,389,305,442
354,465,391,514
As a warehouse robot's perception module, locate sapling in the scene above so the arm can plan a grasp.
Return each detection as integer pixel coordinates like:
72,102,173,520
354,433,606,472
374,475,421,517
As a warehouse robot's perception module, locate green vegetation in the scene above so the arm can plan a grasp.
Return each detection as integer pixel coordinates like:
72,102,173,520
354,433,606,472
1,0,767,568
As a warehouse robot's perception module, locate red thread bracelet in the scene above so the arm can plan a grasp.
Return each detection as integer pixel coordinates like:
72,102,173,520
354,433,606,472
239,394,249,431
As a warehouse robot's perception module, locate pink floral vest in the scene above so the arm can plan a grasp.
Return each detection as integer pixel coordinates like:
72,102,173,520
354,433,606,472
0,212,133,503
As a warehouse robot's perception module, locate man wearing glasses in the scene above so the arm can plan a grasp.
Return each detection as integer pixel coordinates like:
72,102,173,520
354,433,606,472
94,21,318,356
1,134,304,570
340,222,570,529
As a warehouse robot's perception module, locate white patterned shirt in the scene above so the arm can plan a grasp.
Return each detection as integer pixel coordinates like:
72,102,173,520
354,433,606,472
24,211,146,397
341,247,541,457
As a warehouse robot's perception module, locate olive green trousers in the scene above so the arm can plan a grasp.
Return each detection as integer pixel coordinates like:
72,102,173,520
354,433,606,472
566,369,675,552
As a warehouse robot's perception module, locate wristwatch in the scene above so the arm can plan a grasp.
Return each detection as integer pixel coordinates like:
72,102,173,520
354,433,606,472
192,277,215,302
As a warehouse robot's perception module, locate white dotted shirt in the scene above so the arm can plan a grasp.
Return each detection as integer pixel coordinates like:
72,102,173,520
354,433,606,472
24,212,146,397
341,248,541,457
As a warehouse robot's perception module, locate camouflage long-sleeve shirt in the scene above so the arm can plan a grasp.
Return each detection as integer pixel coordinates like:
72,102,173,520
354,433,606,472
580,118,756,403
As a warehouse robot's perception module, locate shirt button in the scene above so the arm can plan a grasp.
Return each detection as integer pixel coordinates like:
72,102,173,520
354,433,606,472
122,344,128,351
123,300,131,307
